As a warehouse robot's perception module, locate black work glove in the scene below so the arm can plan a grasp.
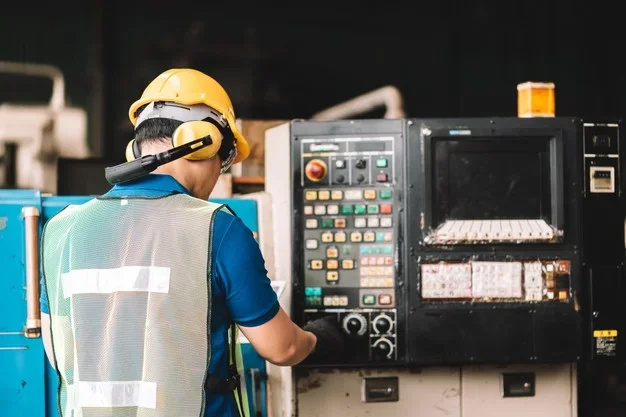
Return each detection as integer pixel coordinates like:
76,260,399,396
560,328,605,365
302,315,345,363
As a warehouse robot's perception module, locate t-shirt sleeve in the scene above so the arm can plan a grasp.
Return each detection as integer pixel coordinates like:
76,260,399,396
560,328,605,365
215,215,279,327
40,276,49,314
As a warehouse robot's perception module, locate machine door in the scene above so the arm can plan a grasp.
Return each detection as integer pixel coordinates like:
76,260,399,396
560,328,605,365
0,190,45,417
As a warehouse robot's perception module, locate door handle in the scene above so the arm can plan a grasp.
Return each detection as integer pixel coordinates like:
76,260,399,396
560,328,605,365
22,207,41,338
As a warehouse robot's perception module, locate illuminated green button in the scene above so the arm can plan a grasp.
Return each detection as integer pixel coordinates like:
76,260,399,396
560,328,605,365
341,205,353,214
362,294,376,305
321,218,334,228
376,158,388,168
379,189,392,200
354,204,366,215
367,205,379,214
305,287,322,296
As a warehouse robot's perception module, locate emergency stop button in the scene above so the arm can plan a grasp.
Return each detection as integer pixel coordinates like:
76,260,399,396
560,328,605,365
305,159,327,182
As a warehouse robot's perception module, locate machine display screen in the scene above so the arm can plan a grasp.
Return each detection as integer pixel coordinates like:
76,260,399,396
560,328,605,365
432,137,552,222
426,135,560,244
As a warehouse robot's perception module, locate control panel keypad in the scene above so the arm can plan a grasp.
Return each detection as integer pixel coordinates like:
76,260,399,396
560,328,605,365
303,186,395,309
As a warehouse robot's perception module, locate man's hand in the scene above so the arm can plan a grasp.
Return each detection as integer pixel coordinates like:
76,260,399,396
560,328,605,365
302,315,345,362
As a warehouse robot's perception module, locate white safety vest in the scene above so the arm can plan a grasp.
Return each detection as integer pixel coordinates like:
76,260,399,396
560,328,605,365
42,194,231,417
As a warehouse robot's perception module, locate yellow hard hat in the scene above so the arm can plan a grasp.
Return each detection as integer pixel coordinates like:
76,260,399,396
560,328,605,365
128,68,250,164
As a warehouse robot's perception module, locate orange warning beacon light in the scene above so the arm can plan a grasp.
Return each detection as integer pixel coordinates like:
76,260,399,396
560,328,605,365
517,81,555,118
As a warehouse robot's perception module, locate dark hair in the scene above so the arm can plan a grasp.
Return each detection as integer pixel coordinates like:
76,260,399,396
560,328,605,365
133,104,181,154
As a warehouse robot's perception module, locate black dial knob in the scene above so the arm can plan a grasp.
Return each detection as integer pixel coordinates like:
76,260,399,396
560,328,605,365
373,338,394,359
342,313,367,336
356,174,365,183
355,159,367,169
372,314,393,334
336,174,345,183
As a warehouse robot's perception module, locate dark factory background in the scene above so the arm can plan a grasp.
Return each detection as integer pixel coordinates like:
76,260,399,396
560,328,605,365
1,0,624,162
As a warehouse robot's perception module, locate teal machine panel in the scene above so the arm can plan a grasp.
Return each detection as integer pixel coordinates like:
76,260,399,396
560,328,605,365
0,190,267,417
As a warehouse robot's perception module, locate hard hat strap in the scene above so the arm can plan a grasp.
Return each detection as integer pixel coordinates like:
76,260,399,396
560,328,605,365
135,101,227,129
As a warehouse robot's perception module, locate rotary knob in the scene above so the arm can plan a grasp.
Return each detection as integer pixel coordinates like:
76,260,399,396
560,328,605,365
342,313,367,337
305,159,327,182
372,314,393,335
372,337,395,359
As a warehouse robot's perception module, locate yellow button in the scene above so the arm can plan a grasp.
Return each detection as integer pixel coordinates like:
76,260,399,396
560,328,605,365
310,260,323,270
342,259,354,269
327,259,339,270
331,190,343,200
326,271,339,282
334,232,347,242
350,232,362,242
318,190,330,200
305,219,318,229
364,189,376,200
363,232,376,242
321,232,334,243
305,191,317,201
326,246,339,258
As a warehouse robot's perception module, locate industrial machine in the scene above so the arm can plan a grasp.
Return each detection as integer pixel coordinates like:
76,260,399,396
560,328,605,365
264,117,626,417
0,61,90,193
0,189,271,417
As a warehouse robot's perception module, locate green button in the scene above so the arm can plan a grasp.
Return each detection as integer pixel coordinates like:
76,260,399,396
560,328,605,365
354,204,366,215
306,296,322,306
362,294,376,305
367,205,379,214
379,189,392,200
341,205,353,214
376,159,388,168
305,287,322,297
321,218,334,228
342,246,352,255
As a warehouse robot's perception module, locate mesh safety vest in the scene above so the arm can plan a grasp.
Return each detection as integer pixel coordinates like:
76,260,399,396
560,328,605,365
42,193,237,417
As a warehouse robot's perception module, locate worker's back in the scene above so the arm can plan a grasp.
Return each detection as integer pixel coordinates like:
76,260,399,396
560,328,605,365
42,194,227,417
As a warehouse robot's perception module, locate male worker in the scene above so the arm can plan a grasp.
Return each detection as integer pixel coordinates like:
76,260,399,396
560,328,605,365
39,68,344,417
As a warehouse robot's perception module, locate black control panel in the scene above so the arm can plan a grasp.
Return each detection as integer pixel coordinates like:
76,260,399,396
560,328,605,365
290,119,407,367
405,118,585,366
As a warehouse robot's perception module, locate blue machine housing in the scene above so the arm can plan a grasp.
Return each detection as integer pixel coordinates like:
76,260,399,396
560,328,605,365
0,190,268,417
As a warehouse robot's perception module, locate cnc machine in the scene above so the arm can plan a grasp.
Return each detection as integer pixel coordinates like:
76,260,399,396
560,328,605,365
264,117,626,417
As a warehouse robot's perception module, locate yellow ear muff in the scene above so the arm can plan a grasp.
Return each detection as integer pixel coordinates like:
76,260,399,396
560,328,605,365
172,120,223,161
125,139,137,162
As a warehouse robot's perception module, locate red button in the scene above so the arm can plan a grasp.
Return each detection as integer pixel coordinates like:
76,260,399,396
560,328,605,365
376,173,388,182
380,204,392,214
378,294,392,305
305,159,327,182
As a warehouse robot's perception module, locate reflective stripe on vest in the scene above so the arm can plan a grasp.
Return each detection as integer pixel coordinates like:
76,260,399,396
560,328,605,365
42,194,227,417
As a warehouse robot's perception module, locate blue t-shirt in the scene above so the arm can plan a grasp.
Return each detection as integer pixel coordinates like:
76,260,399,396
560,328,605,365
40,173,280,417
